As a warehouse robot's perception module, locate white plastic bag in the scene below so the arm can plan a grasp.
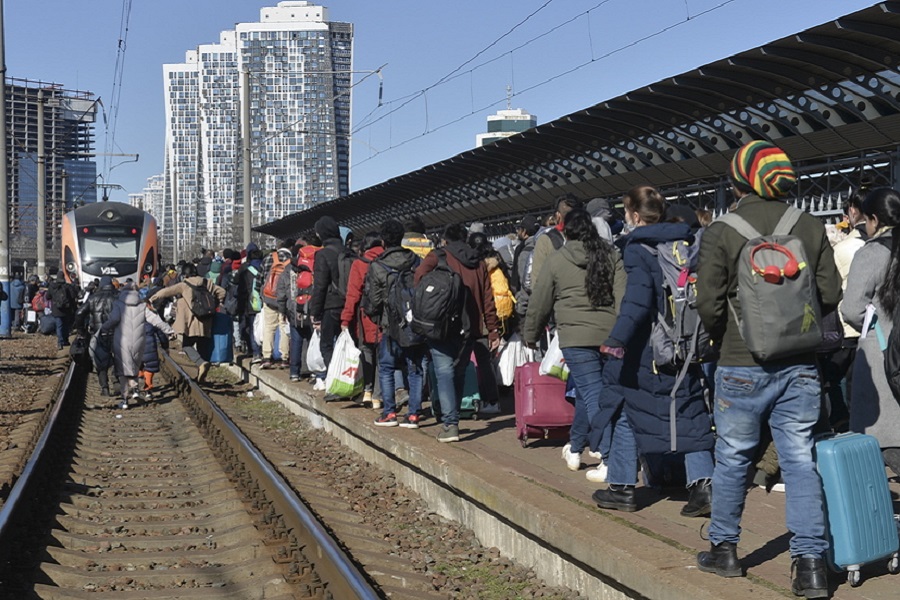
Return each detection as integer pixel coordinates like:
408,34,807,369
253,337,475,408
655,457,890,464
252,311,264,348
324,329,363,398
539,331,569,381
497,333,533,386
306,329,326,373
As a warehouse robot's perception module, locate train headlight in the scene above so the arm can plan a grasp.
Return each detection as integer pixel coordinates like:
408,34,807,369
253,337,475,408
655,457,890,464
66,262,77,273
143,262,154,274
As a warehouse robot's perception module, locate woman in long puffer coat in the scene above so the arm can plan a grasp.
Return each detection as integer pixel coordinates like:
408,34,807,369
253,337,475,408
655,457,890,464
101,286,174,409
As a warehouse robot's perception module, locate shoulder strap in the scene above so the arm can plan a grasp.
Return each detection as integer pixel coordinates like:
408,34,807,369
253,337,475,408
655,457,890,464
773,205,804,236
718,212,762,241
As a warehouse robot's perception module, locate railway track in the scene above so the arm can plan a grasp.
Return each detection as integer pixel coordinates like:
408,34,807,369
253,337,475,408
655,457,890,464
0,354,381,599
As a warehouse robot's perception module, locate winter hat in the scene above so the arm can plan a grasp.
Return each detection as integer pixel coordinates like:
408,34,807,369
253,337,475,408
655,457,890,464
515,215,540,236
315,216,341,242
729,140,796,199
99,275,114,288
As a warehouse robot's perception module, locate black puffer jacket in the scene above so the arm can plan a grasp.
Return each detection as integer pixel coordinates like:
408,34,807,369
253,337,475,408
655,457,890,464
309,216,349,319
74,285,118,334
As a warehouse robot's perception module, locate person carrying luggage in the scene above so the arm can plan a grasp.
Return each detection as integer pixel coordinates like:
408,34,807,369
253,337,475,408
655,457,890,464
101,283,175,409
592,187,716,518
74,275,119,398
523,209,625,481
364,220,425,427
414,223,500,442
150,263,226,383
340,231,384,407
695,141,841,598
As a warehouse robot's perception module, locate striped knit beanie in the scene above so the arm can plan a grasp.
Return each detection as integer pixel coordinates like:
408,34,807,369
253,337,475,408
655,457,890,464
729,141,796,199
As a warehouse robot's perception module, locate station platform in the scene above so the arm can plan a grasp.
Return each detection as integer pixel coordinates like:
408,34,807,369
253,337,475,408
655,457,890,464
231,357,900,600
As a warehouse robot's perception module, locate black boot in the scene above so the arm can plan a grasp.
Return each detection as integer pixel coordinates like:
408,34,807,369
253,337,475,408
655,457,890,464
591,485,637,512
697,541,742,578
680,479,712,517
791,557,828,599
100,387,110,397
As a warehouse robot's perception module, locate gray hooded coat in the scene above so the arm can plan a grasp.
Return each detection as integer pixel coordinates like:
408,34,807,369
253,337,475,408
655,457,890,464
101,290,173,377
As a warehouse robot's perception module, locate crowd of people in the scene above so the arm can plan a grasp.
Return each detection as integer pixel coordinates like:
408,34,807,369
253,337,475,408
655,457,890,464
12,140,900,597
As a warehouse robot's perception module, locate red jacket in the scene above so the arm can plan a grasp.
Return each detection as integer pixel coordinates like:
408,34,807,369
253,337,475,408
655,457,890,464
340,245,384,344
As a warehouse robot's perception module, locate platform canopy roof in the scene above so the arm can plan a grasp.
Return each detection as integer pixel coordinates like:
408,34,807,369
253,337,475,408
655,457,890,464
257,1,900,238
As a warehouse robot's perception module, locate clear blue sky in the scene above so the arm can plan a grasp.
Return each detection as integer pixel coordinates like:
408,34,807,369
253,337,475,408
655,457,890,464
5,0,877,203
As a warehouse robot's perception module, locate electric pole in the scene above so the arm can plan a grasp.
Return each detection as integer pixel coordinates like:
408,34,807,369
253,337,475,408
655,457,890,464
0,0,11,337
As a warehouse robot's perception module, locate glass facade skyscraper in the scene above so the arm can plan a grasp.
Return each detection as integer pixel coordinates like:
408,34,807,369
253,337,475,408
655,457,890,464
163,1,353,259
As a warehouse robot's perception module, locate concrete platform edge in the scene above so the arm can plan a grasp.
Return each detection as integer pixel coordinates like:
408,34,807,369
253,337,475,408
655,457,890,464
229,358,789,600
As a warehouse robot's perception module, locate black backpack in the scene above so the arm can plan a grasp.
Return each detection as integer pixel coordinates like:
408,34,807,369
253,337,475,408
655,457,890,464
51,284,73,311
378,259,423,347
186,280,218,319
330,248,355,298
411,250,465,341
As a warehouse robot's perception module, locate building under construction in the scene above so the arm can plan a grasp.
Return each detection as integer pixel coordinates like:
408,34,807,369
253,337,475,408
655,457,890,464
5,77,97,273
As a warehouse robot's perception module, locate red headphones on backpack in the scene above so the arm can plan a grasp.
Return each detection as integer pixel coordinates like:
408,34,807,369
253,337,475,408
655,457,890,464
749,242,800,284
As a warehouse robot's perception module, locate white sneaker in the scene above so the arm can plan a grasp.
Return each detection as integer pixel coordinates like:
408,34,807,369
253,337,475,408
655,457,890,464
119,401,129,410
562,443,581,471
313,379,326,391
585,462,608,483
587,450,603,461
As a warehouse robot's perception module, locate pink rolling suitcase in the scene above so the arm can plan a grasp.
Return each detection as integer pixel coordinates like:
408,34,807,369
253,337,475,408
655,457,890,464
514,362,573,447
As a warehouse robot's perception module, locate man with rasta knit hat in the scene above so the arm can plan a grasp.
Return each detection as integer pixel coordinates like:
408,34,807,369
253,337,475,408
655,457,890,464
694,141,841,598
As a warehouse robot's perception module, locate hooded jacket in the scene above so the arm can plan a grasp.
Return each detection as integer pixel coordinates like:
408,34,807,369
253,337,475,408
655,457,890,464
150,276,226,337
260,247,293,309
101,289,173,377
74,278,118,334
341,244,385,344
523,239,624,349
9,278,25,310
414,241,499,342
310,216,349,318
599,222,714,455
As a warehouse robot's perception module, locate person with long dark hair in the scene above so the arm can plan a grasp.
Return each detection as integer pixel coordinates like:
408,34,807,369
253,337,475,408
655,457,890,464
523,208,625,479
841,186,900,476
593,186,715,516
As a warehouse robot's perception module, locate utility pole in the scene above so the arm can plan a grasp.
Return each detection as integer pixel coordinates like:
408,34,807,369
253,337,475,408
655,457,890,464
37,89,46,278
0,0,11,337
241,66,252,247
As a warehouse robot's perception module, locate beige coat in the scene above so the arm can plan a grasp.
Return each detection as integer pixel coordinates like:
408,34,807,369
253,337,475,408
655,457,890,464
150,276,226,338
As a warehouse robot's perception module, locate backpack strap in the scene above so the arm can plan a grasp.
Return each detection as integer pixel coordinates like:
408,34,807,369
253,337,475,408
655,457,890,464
773,205,804,236
717,212,762,241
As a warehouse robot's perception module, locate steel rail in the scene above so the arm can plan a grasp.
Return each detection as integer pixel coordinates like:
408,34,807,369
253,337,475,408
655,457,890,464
0,361,76,542
161,351,381,600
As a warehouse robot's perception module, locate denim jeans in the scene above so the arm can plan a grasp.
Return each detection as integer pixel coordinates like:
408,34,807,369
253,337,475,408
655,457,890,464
562,347,608,455
428,337,471,426
709,364,827,558
605,406,639,486
378,336,425,416
684,450,715,486
54,315,71,347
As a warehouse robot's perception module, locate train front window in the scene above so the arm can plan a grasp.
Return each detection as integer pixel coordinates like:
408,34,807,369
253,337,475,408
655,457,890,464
79,226,140,262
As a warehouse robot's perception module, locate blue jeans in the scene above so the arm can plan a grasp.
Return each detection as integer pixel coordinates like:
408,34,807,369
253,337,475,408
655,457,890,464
54,315,71,347
710,364,827,558
605,406,639,486
378,336,425,416
428,337,471,426
562,347,609,455
684,450,715,487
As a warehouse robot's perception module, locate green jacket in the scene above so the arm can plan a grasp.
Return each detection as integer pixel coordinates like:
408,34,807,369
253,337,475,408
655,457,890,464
696,194,842,366
523,240,625,348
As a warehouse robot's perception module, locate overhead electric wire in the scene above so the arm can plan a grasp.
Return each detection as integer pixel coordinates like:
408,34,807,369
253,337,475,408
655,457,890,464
103,0,134,180
352,0,737,168
351,0,557,135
